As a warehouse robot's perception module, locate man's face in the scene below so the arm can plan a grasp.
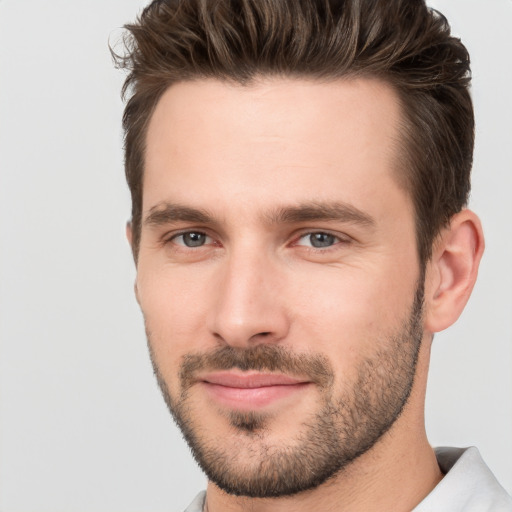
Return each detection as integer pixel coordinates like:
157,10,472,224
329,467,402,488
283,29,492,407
136,78,425,497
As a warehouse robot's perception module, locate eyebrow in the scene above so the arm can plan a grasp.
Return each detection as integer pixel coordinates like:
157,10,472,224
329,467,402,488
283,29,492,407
143,200,375,228
144,203,214,226
264,202,376,227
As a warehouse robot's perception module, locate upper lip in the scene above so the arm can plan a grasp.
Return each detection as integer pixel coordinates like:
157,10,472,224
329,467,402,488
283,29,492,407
199,371,308,388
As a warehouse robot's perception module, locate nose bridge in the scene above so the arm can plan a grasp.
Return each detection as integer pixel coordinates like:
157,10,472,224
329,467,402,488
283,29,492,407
209,241,288,347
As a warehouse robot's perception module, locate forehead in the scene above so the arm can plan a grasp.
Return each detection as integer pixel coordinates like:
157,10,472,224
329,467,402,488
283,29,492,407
143,77,407,219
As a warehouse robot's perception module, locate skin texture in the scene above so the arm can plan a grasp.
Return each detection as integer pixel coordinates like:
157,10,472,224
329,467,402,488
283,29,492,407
131,78,484,512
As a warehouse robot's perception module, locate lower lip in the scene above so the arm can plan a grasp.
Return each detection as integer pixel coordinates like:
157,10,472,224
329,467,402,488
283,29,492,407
202,382,310,410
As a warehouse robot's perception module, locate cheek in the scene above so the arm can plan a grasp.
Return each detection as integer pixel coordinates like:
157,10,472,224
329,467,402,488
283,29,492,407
286,263,417,362
136,266,212,376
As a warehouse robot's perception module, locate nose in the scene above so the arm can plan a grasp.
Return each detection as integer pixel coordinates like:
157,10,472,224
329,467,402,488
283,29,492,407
207,249,290,348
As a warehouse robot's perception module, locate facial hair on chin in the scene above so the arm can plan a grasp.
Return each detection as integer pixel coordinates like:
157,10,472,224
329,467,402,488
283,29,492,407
146,280,425,498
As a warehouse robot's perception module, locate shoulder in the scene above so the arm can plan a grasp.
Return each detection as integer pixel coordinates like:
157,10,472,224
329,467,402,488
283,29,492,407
182,490,206,512
414,446,512,511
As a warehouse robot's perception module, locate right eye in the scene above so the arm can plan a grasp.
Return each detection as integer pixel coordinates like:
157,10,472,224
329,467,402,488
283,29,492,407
171,231,212,247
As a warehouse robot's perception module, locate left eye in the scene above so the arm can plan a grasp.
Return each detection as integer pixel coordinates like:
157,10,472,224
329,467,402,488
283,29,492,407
172,232,211,247
296,232,340,249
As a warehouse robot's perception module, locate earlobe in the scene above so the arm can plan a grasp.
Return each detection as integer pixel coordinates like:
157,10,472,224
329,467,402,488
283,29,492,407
424,209,485,333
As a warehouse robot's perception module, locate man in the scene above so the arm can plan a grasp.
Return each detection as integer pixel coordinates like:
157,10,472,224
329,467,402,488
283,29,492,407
116,0,512,510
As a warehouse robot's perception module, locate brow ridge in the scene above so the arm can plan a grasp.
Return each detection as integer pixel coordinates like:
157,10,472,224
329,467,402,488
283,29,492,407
143,200,375,228
264,201,375,227
144,203,214,226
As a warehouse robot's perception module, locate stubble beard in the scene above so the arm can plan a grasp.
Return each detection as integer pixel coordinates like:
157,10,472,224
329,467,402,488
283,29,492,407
146,281,424,498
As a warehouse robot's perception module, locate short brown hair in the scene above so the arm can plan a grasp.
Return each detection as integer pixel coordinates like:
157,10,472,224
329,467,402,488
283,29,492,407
115,0,473,265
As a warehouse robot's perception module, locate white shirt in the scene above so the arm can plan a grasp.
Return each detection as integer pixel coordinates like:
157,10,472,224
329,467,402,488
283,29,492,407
414,446,512,511
184,446,512,512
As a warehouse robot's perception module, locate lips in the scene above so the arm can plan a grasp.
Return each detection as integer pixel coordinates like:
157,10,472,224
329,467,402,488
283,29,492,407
198,371,310,409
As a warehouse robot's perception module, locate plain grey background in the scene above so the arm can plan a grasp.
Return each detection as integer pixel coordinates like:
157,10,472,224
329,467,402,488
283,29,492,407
0,0,511,510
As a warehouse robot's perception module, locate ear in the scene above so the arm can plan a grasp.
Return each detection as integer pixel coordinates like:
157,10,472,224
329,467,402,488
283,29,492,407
424,209,484,333
126,220,139,262
126,221,133,247
125,221,140,304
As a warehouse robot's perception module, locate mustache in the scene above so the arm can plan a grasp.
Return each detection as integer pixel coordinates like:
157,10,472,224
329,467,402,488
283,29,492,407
179,344,334,389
